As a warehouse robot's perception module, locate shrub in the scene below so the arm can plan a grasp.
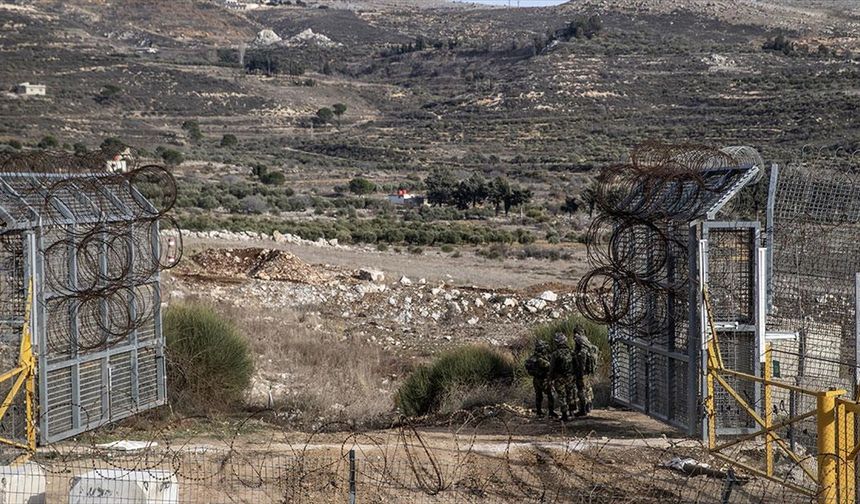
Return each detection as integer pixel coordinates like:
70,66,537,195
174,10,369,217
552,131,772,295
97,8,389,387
239,195,269,214
159,148,184,166
396,345,516,416
163,304,254,413
182,120,203,143
38,135,58,149
5,139,21,150
100,137,126,157
348,177,376,195
221,134,239,148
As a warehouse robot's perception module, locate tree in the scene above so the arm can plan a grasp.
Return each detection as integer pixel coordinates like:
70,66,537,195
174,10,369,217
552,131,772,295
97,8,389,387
489,177,512,216
38,135,58,149
315,107,334,126
561,196,580,216
425,168,458,206
348,177,376,195
504,187,532,215
252,164,284,185
160,148,184,166
182,120,203,144
454,173,488,209
332,103,347,126
220,134,238,148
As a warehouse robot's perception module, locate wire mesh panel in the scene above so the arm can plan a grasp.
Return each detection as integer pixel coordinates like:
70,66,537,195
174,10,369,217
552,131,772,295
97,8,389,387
704,224,759,433
768,163,860,457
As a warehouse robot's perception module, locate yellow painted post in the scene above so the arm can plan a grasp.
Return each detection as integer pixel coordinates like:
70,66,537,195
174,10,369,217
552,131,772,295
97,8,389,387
839,399,856,504
764,343,773,477
818,391,840,504
835,400,856,504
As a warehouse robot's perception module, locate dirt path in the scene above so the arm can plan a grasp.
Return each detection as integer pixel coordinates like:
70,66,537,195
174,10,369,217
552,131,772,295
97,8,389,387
182,236,589,291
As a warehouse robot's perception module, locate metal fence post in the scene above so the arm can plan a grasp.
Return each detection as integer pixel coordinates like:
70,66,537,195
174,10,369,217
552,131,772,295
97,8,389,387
349,449,356,504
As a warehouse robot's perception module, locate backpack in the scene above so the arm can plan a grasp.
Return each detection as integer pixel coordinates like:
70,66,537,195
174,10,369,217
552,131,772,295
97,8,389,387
579,347,596,376
525,354,550,378
552,348,576,377
576,337,599,375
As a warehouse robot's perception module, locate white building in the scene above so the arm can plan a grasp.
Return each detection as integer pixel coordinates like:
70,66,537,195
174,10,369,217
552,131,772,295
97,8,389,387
387,190,427,207
14,82,46,96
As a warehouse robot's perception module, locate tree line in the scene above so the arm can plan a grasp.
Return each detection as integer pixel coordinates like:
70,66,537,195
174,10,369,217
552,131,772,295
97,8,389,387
424,169,532,215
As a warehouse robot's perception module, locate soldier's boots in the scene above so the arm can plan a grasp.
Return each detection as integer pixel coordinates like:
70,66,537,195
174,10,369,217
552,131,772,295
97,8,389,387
547,411,559,419
574,401,592,417
536,408,544,418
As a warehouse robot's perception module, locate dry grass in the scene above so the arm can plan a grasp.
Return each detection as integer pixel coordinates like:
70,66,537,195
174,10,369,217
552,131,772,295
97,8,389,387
216,302,401,426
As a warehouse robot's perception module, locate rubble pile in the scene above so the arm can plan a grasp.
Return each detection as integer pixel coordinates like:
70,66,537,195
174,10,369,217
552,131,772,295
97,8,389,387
184,248,341,285
252,250,334,285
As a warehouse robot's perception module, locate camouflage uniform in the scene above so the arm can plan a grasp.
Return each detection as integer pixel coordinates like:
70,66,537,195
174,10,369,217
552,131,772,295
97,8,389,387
549,333,579,421
524,340,555,418
573,331,598,416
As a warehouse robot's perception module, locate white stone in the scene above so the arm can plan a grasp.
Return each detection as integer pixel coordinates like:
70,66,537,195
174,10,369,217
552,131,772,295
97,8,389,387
503,298,518,307
418,278,427,285
399,276,412,286
527,298,547,311
431,287,443,296
474,298,484,307
467,317,479,325
539,290,558,302
0,463,46,504
69,470,178,504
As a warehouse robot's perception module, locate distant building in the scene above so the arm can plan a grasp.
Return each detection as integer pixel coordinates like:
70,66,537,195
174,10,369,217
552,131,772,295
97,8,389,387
387,189,426,207
14,82,45,96
222,0,247,10
105,148,132,173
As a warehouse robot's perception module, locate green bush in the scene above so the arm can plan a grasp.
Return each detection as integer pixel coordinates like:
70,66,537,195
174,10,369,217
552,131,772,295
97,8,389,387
164,304,254,413
38,135,58,149
396,346,516,416
220,134,239,148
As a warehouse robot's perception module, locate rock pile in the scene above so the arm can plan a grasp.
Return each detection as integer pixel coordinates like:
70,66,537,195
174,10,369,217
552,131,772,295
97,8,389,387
183,248,339,285
167,229,343,249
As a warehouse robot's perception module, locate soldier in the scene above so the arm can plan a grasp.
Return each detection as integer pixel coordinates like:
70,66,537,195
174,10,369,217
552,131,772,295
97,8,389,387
549,332,579,421
573,329,598,417
524,339,555,418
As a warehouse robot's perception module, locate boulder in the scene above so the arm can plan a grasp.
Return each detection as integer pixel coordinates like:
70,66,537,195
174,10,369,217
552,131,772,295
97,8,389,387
399,275,413,286
539,290,558,302
357,268,385,282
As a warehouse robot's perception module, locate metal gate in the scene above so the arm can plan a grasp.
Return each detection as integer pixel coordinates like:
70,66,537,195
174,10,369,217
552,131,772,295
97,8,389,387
34,222,167,444
700,222,761,435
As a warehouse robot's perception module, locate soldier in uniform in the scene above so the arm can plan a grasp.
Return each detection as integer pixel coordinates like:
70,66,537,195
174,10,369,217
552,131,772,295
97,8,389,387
573,329,598,417
549,332,578,421
524,340,555,418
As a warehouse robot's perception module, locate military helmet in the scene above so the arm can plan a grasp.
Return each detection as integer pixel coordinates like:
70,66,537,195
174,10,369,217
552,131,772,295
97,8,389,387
535,339,549,351
553,332,568,346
